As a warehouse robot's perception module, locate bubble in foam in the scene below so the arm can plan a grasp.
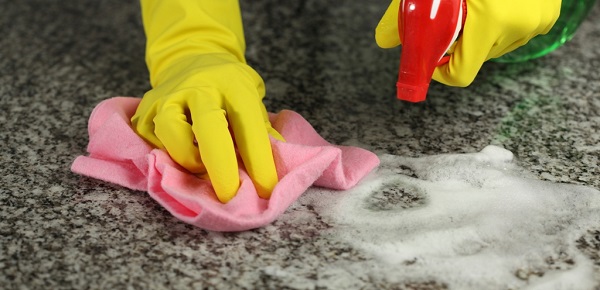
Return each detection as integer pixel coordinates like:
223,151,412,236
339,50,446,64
306,145,600,289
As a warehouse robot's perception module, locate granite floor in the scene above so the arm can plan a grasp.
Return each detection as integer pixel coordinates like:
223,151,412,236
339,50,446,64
1,0,599,289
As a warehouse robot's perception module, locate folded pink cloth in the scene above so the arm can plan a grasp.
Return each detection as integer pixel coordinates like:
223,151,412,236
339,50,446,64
72,97,379,231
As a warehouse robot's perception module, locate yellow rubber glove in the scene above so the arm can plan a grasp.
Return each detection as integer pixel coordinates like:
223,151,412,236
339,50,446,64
132,0,284,203
375,0,561,87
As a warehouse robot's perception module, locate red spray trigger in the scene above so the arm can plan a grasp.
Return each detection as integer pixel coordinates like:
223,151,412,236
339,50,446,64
397,0,465,102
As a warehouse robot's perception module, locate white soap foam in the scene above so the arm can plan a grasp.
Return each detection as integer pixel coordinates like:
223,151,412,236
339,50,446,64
303,145,600,289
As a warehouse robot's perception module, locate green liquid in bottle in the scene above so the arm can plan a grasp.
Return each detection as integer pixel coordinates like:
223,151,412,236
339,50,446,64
493,0,597,63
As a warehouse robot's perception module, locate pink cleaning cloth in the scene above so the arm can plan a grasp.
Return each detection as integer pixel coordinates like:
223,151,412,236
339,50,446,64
71,97,379,232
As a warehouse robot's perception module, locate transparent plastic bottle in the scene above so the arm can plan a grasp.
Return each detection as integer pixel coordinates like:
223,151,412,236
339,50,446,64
493,0,597,63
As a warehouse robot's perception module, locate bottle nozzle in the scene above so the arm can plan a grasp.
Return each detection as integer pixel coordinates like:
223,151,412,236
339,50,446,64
397,78,429,102
396,0,465,102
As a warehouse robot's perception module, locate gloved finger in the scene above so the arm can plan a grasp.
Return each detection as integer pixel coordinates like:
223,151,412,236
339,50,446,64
227,83,278,199
541,0,562,34
131,93,166,149
375,0,402,48
187,89,240,203
132,118,164,150
489,36,533,59
153,95,205,174
432,24,500,87
259,102,285,142
491,0,560,59
266,124,285,142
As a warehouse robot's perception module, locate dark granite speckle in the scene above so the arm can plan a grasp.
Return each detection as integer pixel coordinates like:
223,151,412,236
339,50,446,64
1,0,599,289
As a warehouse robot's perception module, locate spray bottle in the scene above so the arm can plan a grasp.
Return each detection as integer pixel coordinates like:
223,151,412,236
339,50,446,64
395,0,466,102
395,0,597,102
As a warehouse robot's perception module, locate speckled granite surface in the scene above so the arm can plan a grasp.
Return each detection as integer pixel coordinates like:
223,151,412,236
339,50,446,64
1,1,598,289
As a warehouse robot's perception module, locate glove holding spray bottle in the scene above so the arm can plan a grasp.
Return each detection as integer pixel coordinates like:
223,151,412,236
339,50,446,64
375,0,595,102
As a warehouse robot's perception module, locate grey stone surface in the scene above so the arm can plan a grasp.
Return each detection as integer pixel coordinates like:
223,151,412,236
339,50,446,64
1,0,598,289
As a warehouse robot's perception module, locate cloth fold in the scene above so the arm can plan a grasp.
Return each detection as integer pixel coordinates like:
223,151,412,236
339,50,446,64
72,97,379,231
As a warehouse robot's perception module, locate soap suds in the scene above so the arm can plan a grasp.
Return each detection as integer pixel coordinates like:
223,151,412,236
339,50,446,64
301,145,600,289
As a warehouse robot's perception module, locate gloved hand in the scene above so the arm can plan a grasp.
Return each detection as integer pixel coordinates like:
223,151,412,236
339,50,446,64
132,0,283,203
375,0,561,87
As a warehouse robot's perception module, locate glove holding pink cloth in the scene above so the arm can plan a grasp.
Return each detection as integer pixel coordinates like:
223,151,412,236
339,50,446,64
71,97,379,232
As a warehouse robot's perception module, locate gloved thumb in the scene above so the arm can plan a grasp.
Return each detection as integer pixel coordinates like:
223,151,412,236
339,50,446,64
375,0,402,48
